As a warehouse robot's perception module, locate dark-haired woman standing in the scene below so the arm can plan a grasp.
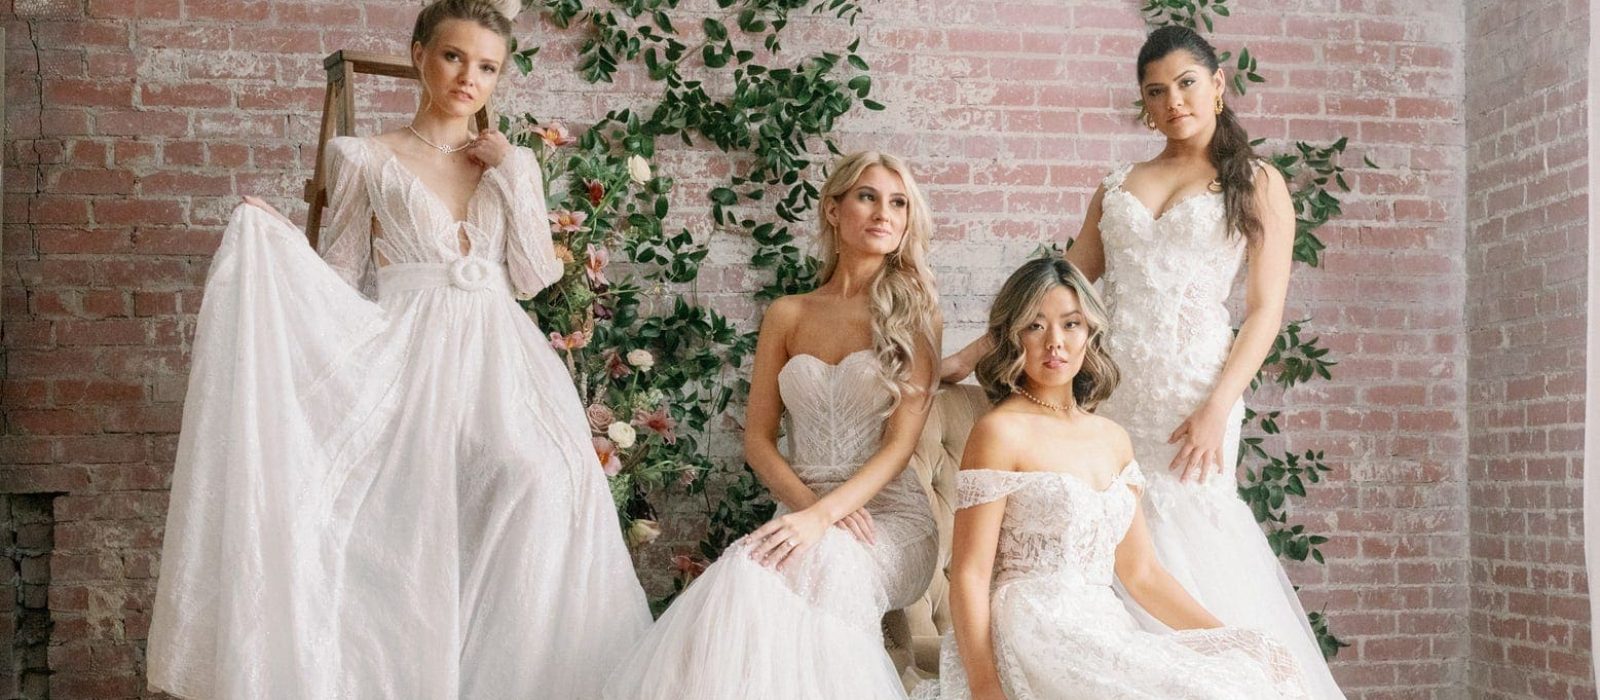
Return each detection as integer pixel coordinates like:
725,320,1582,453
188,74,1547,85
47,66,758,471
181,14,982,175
943,25,1343,697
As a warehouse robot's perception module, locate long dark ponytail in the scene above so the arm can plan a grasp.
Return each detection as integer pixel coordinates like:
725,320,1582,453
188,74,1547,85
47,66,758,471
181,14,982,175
1137,25,1262,246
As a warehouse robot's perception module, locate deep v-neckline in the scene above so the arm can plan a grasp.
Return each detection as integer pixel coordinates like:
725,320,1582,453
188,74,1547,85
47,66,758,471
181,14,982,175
366,137,487,225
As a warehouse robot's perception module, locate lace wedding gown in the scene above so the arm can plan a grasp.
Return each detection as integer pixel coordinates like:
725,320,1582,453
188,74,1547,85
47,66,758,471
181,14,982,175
603,349,938,699
148,136,651,699
1092,163,1344,698
911,464,1311,699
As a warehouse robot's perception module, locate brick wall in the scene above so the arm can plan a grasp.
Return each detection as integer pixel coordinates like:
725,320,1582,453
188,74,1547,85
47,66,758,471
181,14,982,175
1464,0,1593,698
0,0,1522,697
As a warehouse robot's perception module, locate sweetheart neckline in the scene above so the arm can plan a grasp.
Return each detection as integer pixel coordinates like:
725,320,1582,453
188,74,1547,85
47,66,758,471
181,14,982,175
1107,185,1220,224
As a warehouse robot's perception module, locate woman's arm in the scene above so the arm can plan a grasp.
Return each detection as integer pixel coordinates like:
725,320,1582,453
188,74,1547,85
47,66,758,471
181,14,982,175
1113,502,1223,631
1065,184,1108,282
1167,165,1295,481
317,137,377,297
483,141,565,299
742,296,823,513
945,416,1021,700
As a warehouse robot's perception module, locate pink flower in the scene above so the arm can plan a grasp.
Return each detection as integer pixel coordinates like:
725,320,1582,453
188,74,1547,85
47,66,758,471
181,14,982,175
671,553,708,580
585,179,605,206
585,245,610,287
585,403,615,433
632,405,678,445
549,328,591,352
603,348,632,379
677,468,699,488
531,122,577,148
592,436,622,476
549,209,588,233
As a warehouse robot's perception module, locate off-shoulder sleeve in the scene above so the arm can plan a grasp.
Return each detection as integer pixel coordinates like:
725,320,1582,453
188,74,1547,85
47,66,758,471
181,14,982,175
318,137,376,299
956,469,1031,510
484,147,564,299
1119,460,1146,496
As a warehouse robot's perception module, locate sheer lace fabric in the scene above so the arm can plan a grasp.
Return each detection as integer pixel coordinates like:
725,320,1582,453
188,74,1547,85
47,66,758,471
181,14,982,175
603,349,937,699
148,137,649,699
912,467,1311,700
1092,163,1346,698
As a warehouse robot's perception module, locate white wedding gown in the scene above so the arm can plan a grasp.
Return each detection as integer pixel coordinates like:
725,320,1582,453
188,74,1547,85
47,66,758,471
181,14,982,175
603,349,938,699
148,136,651,699
1092,163,1345,698
912,463,1311,699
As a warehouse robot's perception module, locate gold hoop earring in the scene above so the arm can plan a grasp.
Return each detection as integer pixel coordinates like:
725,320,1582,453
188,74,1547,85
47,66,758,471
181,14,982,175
1140,109,1156,130
1214,93,1224,115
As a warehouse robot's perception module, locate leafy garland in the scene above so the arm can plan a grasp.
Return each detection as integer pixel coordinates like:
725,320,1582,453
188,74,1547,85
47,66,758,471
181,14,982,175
1143,0,1368,659
510,0,870,608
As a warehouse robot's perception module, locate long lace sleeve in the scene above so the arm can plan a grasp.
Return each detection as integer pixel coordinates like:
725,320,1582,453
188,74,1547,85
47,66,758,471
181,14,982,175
484,147,564,298
318,137,376,299
956,469,1031,509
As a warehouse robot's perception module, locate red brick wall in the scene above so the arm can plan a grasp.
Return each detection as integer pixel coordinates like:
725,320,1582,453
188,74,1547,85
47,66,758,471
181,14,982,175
0,1,1495,697
1465,0,1593,698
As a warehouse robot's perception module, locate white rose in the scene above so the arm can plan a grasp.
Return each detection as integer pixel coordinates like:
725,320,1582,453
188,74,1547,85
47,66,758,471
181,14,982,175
607,421,637,449
626,519,662,547
627,349,655,371
626,154,652,184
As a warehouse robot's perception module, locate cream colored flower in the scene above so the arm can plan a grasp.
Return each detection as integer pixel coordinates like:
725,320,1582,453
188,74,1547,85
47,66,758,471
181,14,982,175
626,154,652,184
626,349,655,371
607,421,637,449
626,519,662,547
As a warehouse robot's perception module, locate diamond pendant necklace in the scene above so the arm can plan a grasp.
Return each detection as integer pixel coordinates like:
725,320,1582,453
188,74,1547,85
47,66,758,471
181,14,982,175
406,124,472,154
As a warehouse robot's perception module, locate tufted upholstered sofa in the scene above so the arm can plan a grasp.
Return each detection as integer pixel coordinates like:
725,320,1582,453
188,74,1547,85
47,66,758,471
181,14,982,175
883,381,993,684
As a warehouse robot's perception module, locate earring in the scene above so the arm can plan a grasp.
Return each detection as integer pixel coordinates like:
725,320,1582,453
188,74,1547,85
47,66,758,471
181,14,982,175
1140,109,1156,130
1214,93,1224,115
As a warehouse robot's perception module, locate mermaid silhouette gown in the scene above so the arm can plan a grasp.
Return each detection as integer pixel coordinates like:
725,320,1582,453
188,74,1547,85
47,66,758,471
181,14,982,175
1092,162,1345,698
603,349,938,699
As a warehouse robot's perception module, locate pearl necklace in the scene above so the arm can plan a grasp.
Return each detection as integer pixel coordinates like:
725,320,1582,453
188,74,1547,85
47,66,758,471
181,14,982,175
1015,387,1074,414
406,124,473,154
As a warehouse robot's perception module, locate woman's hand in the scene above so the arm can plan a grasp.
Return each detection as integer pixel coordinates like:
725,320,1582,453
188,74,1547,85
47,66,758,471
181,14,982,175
834,507,876,545
464,128,511,169
1167,398,1231,483
240,196,294,227
747,507,831,570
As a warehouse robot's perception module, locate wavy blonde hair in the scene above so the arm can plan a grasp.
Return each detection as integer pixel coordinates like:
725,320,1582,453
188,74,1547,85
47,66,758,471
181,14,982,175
816,151,940,412
975,257,1119,410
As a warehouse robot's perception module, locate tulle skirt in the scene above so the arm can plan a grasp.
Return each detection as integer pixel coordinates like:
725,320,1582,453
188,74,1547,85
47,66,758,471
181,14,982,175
148,205,651,699
913,577,1310,699
1107,398,1346,700
603,528,912,700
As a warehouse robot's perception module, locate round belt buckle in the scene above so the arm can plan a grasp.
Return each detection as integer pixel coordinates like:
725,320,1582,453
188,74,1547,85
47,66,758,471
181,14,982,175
448,257,493,292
